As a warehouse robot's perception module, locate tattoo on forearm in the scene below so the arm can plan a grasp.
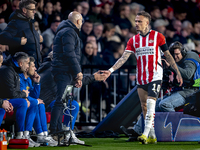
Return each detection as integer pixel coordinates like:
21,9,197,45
164,51,181,76
112,52,131,71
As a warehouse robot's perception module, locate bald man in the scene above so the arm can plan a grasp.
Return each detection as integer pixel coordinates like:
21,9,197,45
50,11,84,144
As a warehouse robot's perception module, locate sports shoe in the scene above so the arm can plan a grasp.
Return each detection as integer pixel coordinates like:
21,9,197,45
120,126,141,142
147,137,157,144
24,135,40,147
37,135,58,146
137,134,148,144
61,130,85,145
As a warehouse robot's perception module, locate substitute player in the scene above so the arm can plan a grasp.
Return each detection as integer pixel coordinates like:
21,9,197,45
102,11,183,144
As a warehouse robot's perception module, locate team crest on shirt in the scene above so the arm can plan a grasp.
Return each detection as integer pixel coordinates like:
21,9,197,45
149,40,154,43
26,86,30,90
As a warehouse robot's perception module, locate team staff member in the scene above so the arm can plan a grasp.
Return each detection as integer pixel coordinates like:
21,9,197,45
0,0,43,68
102,11,183,144
50,11,83,138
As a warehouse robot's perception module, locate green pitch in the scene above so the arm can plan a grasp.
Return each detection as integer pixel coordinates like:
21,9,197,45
10,138,200,150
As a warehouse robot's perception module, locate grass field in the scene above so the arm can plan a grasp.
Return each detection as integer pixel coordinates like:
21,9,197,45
10,138,200,150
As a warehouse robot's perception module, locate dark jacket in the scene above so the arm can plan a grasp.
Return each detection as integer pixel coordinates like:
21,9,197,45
0,55,26,99
52,20,81,76
38,57,94,107
38,58,57,107
0,9,42,68
0,99,3,108
169,51,200,98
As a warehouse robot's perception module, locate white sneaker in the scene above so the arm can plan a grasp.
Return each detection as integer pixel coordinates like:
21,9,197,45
61,130,85,145
24,135,40,147
37,135,58,147
71,131,85,145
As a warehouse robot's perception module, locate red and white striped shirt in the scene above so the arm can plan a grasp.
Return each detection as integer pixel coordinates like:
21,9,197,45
125,30,166,85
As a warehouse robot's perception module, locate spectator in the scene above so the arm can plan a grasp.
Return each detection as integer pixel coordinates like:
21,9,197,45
34,20,42,35
149,6,161,29
165,24,177,46
88,0,102,23
174,6,187,22
191,20,200,41
153,19,169,35
41,14,61,58
34,0,44,28
101,23,116,49
102,41,124,66
19,56,57,146
63,2,82,20
50,11,84,144
0,52,35,146
4,0,20,23
182,20,194,43
118,23,131,43
160,4,168,21
171,19,187,44
80,20,93,45
40,1,53,32
80,42,107,120
52,0,62,19
113,4,132,30
128,2,144,27
100,2,113,24
80,1,89,21
0,0,8,23
0,0,43,69
93,22,104,53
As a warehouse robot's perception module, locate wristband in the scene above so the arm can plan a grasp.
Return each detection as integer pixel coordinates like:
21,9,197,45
109,68,114,73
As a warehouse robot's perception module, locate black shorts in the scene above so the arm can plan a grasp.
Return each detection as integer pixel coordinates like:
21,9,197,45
137,80,162,98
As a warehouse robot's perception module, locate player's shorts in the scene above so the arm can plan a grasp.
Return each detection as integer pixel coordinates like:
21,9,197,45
137,80,162,98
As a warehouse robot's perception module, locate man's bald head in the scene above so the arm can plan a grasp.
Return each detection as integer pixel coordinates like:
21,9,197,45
68,11,82,24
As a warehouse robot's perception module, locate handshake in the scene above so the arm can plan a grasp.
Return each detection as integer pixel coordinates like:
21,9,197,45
75,70,112,88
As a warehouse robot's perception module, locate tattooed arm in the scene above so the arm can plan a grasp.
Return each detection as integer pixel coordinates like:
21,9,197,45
163,50,183,86
101,51,132,81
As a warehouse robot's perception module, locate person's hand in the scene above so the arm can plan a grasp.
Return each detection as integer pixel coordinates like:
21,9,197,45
22,89,29,97
176,74,183,87
93,70,107,81
32,72,40,84
162,59,170,68
2,100,13,112
76,72,83,80
25,98,30,107
39,35,43,43
100,70,111,81
21,37,27,45
37,98,44,104
75,79,82,88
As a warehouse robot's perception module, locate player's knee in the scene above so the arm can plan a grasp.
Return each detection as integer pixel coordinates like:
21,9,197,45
159,101,171,112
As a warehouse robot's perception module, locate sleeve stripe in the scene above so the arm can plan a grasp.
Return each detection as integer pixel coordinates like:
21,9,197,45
125,50,134,53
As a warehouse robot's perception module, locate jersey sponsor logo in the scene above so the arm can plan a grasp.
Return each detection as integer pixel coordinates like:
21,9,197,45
135,46,155,56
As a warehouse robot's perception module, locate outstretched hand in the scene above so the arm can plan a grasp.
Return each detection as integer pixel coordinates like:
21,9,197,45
75,79,82,88
99,70,111,81
93,70,107,81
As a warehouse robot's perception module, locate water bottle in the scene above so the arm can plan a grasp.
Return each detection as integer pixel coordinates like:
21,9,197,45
0,130,3,141
2,129,7,141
